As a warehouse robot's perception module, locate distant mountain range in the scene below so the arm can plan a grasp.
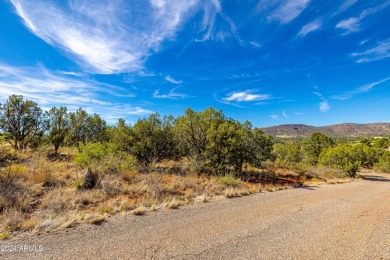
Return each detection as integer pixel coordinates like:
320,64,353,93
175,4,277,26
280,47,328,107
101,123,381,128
261,123,390,137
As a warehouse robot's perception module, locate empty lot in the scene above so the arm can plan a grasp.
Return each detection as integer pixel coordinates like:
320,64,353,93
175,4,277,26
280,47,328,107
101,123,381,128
2,173,390,259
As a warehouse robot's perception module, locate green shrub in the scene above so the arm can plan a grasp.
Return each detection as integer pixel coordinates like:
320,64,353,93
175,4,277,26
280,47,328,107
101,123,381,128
374,151,390,173
75,142,137,176
318,144,360,177
75,142,116,168
272,142,303,167
352,144,383,168
218,173,242,187
175,108,273,175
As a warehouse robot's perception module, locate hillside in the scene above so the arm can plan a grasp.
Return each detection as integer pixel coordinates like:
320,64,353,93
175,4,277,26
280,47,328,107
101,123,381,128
262,123,390,137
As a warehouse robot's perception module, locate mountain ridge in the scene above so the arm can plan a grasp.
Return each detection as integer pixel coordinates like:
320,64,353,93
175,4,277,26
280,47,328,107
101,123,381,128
261,123,390,137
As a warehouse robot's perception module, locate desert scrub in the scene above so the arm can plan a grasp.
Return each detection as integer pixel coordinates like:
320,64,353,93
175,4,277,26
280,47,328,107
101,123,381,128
374,151,390,173
218,173,242,187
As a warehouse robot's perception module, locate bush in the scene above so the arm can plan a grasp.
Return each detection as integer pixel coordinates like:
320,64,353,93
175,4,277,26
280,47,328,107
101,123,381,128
352,144,383,168
374,151,390,173
131,114,178,165
304,132,335,165
75,142,137,188
75,142,116,168
218,173,242,187
318,144,360,177
0,142,21,165
175,108,273,175
272,142,303,167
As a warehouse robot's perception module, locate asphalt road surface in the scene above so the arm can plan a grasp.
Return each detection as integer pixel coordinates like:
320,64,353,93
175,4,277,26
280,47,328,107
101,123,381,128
2,173,390,259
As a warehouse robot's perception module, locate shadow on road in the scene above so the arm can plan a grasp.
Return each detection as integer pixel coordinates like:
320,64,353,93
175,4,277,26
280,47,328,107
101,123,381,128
293,185,319,190
363,175,390,182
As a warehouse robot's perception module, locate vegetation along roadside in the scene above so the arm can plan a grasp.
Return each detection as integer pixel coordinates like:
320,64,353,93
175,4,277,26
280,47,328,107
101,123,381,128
1,94,389,239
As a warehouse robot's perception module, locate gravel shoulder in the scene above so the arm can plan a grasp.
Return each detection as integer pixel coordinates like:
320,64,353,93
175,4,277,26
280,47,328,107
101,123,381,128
1,173,390,259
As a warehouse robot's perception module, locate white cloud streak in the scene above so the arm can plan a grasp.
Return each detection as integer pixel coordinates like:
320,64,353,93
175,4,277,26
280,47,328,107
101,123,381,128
350,39,390,63
332,77,390,100
282,110,288,118
165,75,183,85
11,0,198,74
266,0,311,24
336,2,390,34
333,0,358,16
0,64,152,122
298,19,322,37
153,87,189,100
195,0,242,43
224,90,271,102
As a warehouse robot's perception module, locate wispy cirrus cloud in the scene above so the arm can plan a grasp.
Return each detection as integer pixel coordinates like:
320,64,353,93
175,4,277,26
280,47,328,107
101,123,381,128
350,39,390,63
264,0,311,24
165,75,183,85
153,87,189,100
282,110,288,118
298,19,322,37
336,2,390,34
11,0,198,74
332,77,390,100
333,0,358,16
195,0,242,43
0,63,152,122
224,90,271,102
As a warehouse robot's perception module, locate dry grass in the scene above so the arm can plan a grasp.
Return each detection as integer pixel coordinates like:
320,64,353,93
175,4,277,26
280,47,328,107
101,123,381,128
166,198,186,209
83,214,106,225
0,149,352,238
131,206,147,215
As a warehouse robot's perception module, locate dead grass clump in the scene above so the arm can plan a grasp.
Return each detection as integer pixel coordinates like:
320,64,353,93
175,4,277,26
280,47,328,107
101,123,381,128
121,170,139,183
144,173,167,201
83,214,106,225
195,195,208,203
0,177,36,214
8,164,29,179
119,200,136,212
72,189,107,210
41,189,73,214
238,190,250,196
131,206,147,215
0,143,21,165
166,198,186,209
224,188,240,198
31,171,54,186
1,212,24,232
60,218,79,229
264,184,278,192
19,217,40,231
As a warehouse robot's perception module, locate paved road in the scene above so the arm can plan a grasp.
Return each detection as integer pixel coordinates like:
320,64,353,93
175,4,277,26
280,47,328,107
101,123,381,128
2,173,390,259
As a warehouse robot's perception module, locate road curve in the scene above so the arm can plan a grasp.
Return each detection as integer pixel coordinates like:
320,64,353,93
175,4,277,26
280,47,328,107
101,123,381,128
2,173,390,259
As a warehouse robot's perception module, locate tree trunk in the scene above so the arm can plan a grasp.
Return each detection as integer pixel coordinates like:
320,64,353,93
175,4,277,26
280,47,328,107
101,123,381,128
83,168,96,189
54,143,60,155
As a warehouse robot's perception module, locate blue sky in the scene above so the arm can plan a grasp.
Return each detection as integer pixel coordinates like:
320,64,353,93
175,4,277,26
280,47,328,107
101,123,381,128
0,0,389,127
